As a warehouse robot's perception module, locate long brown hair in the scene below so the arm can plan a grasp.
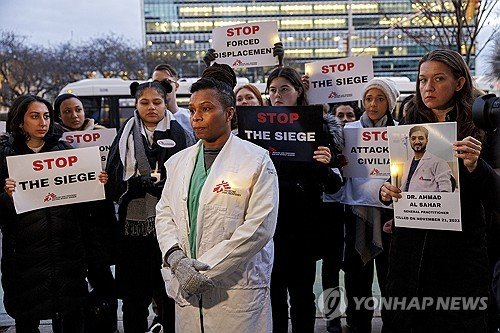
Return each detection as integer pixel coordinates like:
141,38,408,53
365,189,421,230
405,49,480,140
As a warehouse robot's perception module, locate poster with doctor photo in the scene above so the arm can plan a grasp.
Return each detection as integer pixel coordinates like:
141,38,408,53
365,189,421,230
387,122,462,231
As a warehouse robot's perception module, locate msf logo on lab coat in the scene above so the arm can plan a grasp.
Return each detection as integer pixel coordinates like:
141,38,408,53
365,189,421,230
213,180,241,197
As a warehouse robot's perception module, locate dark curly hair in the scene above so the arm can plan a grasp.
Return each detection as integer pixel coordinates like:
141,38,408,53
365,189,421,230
191,63,237,109
190,78,236,109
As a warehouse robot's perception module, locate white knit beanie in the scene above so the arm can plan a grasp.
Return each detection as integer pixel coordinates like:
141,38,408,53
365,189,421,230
362,78,400,112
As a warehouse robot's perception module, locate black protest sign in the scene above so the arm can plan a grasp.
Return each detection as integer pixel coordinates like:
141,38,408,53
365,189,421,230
237,105,323,162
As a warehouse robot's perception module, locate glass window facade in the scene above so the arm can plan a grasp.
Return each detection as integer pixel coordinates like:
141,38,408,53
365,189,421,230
144,0,476,80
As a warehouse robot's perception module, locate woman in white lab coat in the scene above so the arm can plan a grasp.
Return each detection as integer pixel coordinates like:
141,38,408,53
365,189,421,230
155,64,279,333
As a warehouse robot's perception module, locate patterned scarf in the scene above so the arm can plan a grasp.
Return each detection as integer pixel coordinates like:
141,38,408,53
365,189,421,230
118,110,171,236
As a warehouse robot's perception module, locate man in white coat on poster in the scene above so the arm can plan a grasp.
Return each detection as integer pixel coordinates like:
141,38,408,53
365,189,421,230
401,125,453,193
155,64,279,333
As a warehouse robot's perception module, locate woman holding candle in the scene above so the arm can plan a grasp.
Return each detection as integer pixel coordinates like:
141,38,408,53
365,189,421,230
379,49,498,333
105,80,188,332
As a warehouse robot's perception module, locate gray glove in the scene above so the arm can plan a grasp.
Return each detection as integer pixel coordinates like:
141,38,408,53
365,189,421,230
167,249,215,296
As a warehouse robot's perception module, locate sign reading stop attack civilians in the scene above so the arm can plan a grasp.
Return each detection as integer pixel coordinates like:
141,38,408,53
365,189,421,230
62,128,117,169
237,105,323,162
305,56,374,104
342,127,390,178
6,147,105,214
212,21,280,68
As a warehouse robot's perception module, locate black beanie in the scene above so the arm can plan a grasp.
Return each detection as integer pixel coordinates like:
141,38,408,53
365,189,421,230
53,93,81,122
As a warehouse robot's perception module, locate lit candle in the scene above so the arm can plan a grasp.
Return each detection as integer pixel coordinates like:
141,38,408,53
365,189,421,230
390,164,399,202
390,164,399,187
151,162,160,183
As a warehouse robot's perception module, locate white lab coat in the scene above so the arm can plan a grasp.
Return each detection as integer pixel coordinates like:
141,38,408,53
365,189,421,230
155,134,279,333
400,151,453,192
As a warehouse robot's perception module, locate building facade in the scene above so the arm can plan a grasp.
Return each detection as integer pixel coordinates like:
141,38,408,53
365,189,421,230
143,0,477,81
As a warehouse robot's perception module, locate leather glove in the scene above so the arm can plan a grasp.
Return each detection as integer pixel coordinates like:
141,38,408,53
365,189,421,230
203,49,216,67
128,175,156,192
167,249,215,296
273,42,284,67
146,178,166,197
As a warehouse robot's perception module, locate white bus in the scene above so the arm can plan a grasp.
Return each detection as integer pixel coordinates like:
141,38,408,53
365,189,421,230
59,76,419,128
59,77,250,128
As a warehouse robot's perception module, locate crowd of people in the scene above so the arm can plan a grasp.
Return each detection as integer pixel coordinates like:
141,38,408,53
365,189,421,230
0,48,498,333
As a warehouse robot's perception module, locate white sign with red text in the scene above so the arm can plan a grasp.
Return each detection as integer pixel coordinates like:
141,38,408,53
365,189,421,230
6,147,105,213
62,128,116,168
342,127,390,178
305,56,374,104
211,21,280,68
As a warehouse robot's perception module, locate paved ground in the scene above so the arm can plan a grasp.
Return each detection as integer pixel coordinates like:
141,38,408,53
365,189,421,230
0,234,383,332
1,317,383,332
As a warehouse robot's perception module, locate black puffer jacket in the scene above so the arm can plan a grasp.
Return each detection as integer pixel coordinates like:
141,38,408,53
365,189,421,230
0,134,88,320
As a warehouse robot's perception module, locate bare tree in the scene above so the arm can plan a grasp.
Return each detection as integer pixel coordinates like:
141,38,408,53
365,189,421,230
0,31,148,108
80,34,146,80
486,31,500,81
0,31,28,106
392,0,499,67
0,32,86,107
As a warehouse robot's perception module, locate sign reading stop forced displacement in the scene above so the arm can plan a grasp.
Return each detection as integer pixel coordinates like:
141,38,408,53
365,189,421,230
212,21,279,68
305,56,374,104
6,146,105,214
62,128,116,169
237,105,323,162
